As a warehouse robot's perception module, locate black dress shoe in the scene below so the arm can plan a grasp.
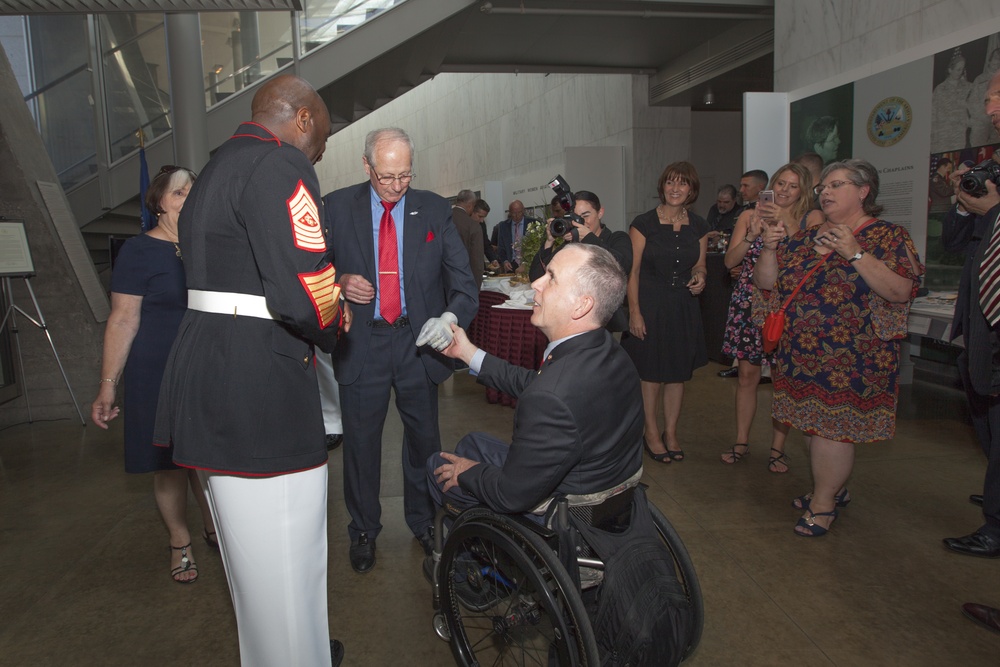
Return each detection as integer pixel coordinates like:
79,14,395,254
416,526,434,557
717,367,738,378
943,530,1000,558
970,494,984,507
349,533,376,573
325,433,343,451
330,639,345,666
962,603,1000,635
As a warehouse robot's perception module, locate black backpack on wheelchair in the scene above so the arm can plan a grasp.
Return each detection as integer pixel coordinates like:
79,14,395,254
569,486,695,667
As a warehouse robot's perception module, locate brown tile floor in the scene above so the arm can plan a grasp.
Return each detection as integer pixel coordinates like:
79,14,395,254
1,363,998,666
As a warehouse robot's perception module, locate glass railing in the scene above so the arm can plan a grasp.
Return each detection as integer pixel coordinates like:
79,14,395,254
299,0,405,55
201,11,295,108
100,14,171,161
10,0,409,188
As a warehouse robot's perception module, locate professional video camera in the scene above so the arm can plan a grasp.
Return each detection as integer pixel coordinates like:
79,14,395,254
960,158,1000,197
547,174,583,237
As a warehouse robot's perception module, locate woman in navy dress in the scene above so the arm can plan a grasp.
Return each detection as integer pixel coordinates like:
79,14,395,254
91,166,215,583
622,161,708,463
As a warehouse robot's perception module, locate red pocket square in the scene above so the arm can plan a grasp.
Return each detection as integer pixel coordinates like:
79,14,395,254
426,231,435,242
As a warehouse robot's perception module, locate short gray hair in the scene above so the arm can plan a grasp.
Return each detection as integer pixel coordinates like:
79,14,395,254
456,189,476,205
820,158,884,217
565,244,626,327
363,127,414,169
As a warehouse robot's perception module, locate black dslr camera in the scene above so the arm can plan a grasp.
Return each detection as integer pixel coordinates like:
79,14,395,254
959,159,1000,197
547,174,582,237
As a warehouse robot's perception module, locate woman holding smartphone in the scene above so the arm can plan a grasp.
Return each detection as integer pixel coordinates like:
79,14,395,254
720,163,823,471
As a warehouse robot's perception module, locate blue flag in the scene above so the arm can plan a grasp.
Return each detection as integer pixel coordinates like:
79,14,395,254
138,146,154,231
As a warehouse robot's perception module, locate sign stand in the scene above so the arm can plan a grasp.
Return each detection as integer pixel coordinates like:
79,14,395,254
0,220,85,425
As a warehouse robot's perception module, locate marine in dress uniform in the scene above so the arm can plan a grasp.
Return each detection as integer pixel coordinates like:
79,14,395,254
154,75,345,667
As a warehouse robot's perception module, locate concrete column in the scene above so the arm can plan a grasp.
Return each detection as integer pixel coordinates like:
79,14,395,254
165,13,210,173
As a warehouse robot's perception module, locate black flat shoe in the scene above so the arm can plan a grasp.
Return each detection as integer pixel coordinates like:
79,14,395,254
350,533,377,573
970,494,984,507
330,639,345,667
943,530,1000,558
415,527,434,556
962,603,1000,635
717,367,738,378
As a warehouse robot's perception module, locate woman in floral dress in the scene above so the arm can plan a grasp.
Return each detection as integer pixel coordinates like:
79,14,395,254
720,163,823,471
755,159,922,537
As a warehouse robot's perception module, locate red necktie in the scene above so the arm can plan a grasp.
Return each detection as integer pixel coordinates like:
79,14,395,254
378,200,402,323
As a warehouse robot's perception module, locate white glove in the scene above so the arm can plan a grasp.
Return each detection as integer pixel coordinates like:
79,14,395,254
415,311,459,351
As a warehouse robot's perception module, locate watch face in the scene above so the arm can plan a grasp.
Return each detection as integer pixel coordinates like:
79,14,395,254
867,96,913,147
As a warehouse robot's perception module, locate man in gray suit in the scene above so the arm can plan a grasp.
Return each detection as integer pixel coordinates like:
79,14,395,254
452,189,484,289
323,128,478,574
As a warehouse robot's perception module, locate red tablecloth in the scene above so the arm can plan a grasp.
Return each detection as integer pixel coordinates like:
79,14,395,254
467,290,547,406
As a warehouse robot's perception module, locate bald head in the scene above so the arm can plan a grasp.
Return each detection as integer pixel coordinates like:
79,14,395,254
251,74,331,164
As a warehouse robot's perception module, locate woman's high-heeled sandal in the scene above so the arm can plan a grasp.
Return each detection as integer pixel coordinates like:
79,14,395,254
794,509,837,537
169,543,198,584
792,488,851,510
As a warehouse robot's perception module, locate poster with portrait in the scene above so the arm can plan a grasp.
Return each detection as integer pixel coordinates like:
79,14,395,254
930,32,1000,154
789,83,854,166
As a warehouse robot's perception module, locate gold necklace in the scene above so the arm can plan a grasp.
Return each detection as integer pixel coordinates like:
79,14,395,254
658,205,687,225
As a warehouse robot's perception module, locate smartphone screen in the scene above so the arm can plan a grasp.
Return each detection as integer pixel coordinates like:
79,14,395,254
758,190,775,206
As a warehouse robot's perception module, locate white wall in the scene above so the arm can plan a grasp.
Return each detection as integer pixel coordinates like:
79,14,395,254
775,0,1000,96
314,72,691,229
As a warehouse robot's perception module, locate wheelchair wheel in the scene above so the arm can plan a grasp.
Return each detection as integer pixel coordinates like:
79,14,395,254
439,508,600,666
648,503,704,660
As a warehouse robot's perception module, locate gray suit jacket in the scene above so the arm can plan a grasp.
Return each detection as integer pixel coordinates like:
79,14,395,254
452,205,484,289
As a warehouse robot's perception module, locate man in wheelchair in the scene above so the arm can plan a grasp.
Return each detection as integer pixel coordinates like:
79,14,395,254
423,245,701,666
427,242,643,519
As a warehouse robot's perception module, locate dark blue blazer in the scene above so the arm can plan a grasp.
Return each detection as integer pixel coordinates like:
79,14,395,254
944,202,1000,395
323,182,479,385
492,217,536,267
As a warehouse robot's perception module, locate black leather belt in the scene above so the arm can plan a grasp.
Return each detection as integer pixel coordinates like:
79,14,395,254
372,317,410,329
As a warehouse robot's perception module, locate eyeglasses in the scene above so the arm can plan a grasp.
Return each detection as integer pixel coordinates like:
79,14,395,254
813,180,854,195
370,166,414,186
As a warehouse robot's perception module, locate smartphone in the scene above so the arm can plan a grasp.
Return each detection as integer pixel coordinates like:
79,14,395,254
758,190,775,206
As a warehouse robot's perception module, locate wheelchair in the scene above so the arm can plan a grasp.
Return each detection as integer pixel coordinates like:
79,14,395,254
427,481,704,666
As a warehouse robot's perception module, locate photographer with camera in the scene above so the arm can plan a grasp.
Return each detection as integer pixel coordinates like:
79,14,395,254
528,189,632,331
940,69,1000,578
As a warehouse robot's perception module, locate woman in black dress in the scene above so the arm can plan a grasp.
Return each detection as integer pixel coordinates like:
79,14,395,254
91,166,215,583
622,162,709,463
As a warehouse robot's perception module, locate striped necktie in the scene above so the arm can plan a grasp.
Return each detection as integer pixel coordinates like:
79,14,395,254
979,210,1000,327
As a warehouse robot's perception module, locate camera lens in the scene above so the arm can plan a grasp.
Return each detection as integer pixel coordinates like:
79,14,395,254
549,218,570,237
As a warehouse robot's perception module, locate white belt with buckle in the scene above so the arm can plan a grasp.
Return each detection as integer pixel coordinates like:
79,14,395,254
187,290,278,321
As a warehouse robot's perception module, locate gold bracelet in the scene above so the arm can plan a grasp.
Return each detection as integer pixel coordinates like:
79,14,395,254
100,378,117,386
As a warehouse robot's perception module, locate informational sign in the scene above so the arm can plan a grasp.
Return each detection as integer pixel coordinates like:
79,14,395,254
0,221,35,276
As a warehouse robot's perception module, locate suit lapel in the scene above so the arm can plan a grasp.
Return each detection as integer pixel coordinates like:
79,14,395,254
353,184,376,279
402,191,422,287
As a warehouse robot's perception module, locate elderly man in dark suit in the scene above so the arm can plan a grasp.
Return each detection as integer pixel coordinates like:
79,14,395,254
491,199,535,272
323,127,478,574
941,69,1000,635
427,243,643,515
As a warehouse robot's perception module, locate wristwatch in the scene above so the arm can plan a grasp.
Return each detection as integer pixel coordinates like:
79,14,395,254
847,250,865,263
744,234,756,244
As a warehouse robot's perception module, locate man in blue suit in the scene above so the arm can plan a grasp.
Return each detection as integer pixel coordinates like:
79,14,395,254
323,128,479,574
491,199,535,272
